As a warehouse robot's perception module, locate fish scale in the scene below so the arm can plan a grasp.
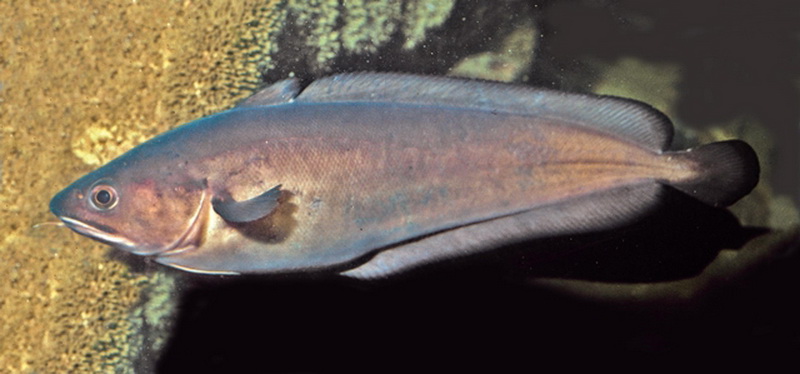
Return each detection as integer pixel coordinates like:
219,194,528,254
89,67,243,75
50,73,759,278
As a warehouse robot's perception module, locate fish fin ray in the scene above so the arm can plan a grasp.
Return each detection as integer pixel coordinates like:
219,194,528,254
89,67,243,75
298,72,673,150
668,140,759,207
340,182,666,280
212,184,282,223
236,78,301,107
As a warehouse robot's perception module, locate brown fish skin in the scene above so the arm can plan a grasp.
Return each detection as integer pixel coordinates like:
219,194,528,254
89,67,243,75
50,73,759,277
171,105,684,274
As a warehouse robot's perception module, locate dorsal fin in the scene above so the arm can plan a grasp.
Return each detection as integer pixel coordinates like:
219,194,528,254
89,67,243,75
237,78,301,107
297,72,674,150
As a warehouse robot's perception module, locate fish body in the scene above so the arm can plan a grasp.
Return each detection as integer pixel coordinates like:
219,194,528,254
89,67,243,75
50,73,759,278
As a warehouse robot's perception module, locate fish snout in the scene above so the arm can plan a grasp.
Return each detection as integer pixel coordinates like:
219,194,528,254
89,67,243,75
49,187,74,219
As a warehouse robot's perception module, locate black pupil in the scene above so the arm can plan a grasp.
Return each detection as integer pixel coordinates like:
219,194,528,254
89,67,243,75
95,189,112,205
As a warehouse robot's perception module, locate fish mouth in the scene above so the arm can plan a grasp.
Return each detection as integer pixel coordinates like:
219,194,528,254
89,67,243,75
58,191,208,259
58,216,138,251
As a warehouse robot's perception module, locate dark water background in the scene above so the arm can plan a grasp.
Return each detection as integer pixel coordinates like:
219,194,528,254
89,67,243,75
156,1,800,371
539,0,799,202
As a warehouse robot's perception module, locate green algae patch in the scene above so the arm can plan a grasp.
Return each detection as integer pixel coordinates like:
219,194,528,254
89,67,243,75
280,0,456,71
449,19,538,82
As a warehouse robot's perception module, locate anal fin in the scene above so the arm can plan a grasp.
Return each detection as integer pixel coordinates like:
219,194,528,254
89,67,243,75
340,182,666,280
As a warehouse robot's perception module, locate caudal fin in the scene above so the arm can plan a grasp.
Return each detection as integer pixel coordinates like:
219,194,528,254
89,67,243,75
669,140,760,207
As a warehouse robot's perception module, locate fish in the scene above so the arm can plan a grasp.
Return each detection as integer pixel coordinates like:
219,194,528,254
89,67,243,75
49,72,760,279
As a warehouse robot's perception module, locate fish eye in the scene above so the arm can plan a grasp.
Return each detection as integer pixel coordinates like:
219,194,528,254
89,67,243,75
90,185,118,210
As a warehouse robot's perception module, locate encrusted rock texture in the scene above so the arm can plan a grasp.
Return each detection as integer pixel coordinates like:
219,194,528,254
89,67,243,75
0,1,283,372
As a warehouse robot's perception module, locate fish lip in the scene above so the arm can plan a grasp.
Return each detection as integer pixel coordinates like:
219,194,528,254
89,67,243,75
58,216,138,250
153,257,240,275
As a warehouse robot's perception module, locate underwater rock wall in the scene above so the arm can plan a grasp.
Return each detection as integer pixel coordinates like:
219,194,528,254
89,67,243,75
0,0,537,371
0,0,286,372
266,0,537,78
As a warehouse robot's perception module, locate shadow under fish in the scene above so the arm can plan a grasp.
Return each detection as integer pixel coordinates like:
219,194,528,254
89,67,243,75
502,190,767,283
49,72,760,279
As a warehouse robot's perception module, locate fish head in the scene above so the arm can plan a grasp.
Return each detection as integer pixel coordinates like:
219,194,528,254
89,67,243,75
50,156,208,256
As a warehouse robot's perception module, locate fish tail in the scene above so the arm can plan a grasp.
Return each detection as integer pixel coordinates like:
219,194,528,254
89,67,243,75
668,140,760,207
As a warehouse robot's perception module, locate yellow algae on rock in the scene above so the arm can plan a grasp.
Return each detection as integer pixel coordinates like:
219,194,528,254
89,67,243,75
0,0,283,372
166,0,285,119
71,125,148,166
1,0,469,368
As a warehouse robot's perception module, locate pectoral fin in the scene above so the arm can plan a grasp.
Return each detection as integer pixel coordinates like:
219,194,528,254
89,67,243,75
212,185,282,223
